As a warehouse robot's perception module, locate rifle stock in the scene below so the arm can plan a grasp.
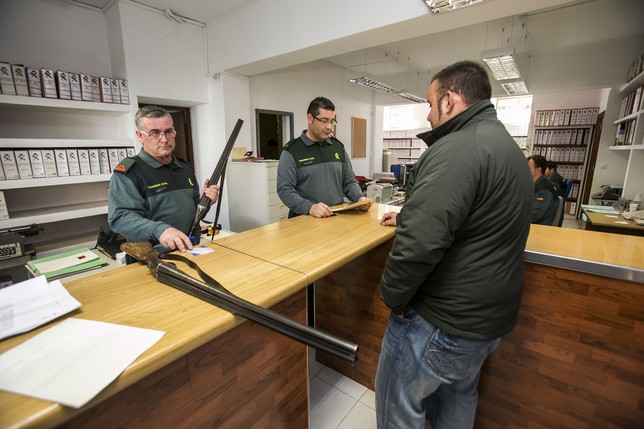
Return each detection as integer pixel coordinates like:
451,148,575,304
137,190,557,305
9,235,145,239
189,119,244,241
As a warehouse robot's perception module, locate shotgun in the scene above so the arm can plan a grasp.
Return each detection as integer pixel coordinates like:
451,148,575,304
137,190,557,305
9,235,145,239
188,118,244,243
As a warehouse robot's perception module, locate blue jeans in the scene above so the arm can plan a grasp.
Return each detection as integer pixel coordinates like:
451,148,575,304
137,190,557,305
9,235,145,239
376,307,503,429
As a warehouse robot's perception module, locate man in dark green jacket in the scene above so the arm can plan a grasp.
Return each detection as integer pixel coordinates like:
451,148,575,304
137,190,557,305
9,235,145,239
376,61,533,429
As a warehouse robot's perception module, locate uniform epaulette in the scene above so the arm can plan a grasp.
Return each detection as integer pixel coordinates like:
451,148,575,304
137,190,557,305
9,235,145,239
113,157,137,174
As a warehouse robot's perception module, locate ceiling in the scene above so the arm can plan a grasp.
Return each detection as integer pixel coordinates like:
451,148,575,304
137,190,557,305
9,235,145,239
73,0,644,98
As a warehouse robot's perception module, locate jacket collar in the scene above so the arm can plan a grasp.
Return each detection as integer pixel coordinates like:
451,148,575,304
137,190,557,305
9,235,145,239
416,100,495,147
301,130,332,146
138,149,183,169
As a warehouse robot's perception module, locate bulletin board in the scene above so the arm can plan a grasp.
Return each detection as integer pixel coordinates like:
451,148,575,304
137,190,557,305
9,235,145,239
351,117,367,158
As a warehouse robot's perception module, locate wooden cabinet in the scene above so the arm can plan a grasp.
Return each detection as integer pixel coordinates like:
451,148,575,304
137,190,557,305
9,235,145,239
226,160,289,232
0,94,132,250
609,69,644,199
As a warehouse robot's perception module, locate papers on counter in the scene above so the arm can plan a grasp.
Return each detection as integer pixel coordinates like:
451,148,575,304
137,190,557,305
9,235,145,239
0,276,80,340
0,318,164,408
26,248,108,280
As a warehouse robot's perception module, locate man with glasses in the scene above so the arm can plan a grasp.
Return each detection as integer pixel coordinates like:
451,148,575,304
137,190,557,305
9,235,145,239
277,96,371,218
108,105,219,252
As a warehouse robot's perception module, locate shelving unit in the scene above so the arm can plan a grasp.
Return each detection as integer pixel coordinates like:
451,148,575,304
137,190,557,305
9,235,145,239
0,95,132,247
531,107,598,217
382,130,426,163
609,69,644,199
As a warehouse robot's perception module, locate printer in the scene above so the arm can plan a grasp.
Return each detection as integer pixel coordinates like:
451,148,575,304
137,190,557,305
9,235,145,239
367,183,393,203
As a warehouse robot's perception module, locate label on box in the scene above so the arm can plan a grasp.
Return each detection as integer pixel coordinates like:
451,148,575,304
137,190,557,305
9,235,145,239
41,149,58,177
66,149,81,176
11,64,29,96
88,148,101,174
118,79,129,104
98,148,110,173
77,149,91,175
117,147,127,162
110,78,120,104
26,68,42,97
0,191,9,220
55,70,71,99
69,73,82,101
0,62,16,95
0,150,19,180
54,149,69,176
126,147,136,157
40,68,57,98
100,77,112,103
80,74,93,101
28,150,46,178
91,76,100,102
15,150,33,179
108,147,120,172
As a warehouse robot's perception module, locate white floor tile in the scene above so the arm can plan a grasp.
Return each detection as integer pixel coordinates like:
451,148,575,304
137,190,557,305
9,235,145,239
310,377,357,429
359,389,376,410
337,402,377,429
316,366,367,400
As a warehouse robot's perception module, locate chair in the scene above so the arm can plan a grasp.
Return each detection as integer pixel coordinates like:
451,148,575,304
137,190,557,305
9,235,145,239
562,178,574,200
551,195,565,227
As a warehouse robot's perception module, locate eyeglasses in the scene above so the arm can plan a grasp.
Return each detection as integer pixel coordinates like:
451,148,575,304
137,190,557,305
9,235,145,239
313,116,337,127
139,128,177,140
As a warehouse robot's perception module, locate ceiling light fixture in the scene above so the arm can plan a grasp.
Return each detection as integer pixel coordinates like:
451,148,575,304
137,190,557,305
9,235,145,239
500,80,529,96
349,74,400,94
481,47,521,81
396,92,427,103
424,0,489,14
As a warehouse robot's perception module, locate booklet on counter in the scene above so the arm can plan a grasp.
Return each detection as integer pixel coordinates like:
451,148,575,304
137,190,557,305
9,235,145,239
26,247,108,280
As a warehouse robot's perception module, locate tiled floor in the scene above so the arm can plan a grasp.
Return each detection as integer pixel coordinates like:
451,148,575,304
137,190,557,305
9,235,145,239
309,350,377,429
309,214,581,428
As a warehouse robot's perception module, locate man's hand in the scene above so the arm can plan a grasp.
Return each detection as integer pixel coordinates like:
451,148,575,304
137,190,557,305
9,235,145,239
380,211,398,227
309,202,333,218
357,196,373,211
201,179,219,204
159,227,193,252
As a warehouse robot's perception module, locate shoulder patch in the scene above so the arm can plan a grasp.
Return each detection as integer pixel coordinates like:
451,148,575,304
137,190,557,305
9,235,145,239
114,157,136,174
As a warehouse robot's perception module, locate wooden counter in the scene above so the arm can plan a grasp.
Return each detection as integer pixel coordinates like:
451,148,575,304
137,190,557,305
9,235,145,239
0,245,311,429
1,204,643,428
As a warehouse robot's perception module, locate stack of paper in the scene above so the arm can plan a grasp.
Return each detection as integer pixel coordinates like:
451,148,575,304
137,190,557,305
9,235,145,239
0,276,81,340
26,248,108,280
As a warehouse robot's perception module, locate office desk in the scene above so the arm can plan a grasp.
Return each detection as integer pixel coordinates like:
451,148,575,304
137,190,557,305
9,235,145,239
582,209,644,236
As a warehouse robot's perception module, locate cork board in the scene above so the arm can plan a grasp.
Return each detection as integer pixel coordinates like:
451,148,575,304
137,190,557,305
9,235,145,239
351,117,367,158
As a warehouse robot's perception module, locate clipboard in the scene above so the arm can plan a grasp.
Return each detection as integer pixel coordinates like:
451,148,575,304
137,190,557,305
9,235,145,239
330,198,372,213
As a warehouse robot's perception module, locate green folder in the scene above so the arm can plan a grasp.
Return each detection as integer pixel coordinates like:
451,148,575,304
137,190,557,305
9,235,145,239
27,247,109,280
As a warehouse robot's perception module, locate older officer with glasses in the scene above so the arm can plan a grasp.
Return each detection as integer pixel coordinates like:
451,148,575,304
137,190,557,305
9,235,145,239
277,96,371,218
108,105,219,252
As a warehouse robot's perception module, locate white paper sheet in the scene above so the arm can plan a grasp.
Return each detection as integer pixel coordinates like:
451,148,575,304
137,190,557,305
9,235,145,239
0,318,164,408
0,276,81,340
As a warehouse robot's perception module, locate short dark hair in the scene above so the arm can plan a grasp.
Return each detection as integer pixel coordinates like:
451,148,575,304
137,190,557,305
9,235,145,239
307,97,335,117
431,61,492,106
546,161,558,171
135,105,171,129
528,154,547,175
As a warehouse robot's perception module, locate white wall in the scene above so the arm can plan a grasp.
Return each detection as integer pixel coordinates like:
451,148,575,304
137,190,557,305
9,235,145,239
249,61,378,177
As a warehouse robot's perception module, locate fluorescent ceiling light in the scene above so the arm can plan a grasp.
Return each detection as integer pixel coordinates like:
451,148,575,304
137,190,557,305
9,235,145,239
424,0,488,14
349,74,400,94
500,80,529,96
481,47,521,80
396,92,427,103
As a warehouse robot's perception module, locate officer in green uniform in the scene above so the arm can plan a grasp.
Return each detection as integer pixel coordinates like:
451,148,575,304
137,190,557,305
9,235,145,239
277,97,372,218
108,106,219,252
